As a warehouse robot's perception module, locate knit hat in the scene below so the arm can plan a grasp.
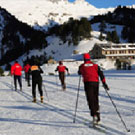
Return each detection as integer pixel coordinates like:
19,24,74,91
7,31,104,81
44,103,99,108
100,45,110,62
83,53,90,60
59,61,63,65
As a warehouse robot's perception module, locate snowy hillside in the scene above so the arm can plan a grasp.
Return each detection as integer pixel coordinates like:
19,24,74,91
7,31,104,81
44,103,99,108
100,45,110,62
25,28,123,65
0,62,135,135
0,0,135,70
0,0,114,31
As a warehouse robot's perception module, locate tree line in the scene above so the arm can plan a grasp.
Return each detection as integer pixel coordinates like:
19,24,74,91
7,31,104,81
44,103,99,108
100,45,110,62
0,5,135,67
0,7,47,66
90,6,135,43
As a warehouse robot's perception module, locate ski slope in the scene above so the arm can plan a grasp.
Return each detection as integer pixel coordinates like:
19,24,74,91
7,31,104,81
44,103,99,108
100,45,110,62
0,62,135,135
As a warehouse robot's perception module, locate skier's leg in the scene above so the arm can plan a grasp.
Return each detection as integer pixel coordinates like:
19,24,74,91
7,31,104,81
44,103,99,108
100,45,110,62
59,73,63,88
14,76,17,90
32,81,36,102
62,73,66,90
18,76,22,91
84,82,100,120
27,73,31,86
38,79,43,103
94,84,100,122
25,72,27,81
60,72,66,90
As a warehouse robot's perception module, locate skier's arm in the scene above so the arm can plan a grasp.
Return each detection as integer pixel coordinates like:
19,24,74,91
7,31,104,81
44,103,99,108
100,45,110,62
98,66,109,90
28,68,32,75
65,67,70,75
66,67,68,72
22,66,25,71
78,65,82,75
11,65,15,76
98,66,105,82
39,66,43,74
55,67,58,72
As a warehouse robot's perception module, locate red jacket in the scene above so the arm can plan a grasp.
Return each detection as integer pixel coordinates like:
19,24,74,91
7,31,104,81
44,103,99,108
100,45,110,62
11,63,22,76
57,65,66,72
79,61,106,83
23,64,31,73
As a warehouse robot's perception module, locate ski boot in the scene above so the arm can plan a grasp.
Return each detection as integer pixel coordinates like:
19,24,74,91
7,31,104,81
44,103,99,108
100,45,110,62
93,115,101,125
40,96,43,103
32,98,36,103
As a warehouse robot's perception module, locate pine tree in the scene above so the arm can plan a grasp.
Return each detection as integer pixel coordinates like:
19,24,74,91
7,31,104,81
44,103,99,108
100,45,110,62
106,32,112,41
99,21,106,33
112,30,119,43
99,32,104,41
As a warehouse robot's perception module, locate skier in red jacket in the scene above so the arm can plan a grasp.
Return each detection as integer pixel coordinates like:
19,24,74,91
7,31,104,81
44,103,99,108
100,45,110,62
55,61,69,90
11,61,22,91
78,53,109,125
23,62,31,86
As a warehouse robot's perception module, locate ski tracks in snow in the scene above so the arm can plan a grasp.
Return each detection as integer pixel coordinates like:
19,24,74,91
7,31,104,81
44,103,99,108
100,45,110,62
0,74,135,135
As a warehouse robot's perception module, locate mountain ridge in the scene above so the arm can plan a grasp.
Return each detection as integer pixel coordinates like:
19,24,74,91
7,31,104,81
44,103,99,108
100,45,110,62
0,0,114,31
0,0,135,67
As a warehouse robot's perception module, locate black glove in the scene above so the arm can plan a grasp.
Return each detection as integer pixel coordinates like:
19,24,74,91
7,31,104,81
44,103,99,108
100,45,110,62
103,83,109,90
78,71,81,75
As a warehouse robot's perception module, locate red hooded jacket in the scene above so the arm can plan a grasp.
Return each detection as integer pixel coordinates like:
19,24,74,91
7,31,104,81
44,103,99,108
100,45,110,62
79,61,106,83
11,62,22,76
23,64,31,73
57,65,67,72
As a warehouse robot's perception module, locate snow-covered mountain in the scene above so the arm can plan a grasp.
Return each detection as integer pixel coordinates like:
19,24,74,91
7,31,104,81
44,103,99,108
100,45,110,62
0,0,114,31
0,0,135,68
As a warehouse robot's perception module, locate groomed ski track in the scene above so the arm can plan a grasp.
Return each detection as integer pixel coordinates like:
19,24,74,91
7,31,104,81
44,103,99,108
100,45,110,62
0,70,135,135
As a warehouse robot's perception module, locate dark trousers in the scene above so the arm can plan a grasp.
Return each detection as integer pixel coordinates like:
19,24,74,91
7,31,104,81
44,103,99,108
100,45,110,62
32,79,43,98
25,72,30,85
59,72,66,89
84,82,99,117
14,75,22,89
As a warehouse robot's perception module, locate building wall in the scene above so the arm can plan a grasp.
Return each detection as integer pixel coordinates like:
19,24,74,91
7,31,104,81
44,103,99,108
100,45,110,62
91,43,135,60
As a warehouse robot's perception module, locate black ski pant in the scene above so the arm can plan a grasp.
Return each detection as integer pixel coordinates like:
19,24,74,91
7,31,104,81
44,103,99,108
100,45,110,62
14,75,22,89
32,78,43,98
59,72,66,89
25,72,30,86
84,82,100,117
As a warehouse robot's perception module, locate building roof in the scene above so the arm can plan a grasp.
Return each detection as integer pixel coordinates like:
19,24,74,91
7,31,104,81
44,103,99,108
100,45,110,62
99,43,135,50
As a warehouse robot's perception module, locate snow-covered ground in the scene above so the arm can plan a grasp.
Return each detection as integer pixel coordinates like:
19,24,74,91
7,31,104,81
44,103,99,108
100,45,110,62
0,1,135,134
0,62,135,135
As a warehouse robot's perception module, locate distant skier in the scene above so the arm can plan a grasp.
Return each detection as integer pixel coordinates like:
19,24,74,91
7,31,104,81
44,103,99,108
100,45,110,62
55,61,69,90
29,60,44,103
78,53,109,125
23,62,31,86
11,61,23,91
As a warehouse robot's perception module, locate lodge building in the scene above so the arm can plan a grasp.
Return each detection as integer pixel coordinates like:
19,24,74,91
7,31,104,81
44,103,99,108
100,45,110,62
91,43,135,60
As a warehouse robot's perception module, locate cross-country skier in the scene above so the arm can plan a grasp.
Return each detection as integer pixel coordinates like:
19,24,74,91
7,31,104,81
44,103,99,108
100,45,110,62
55,61,69,90
78,53,109,125
11,61,22,91
23,62,31,86
29,60,44,103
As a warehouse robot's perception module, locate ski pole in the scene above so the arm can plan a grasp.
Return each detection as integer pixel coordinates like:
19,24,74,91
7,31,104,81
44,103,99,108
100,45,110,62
11,76,14,90
55,72,58,90
43,84,49,101
73,75,81,123
104,88,130,132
